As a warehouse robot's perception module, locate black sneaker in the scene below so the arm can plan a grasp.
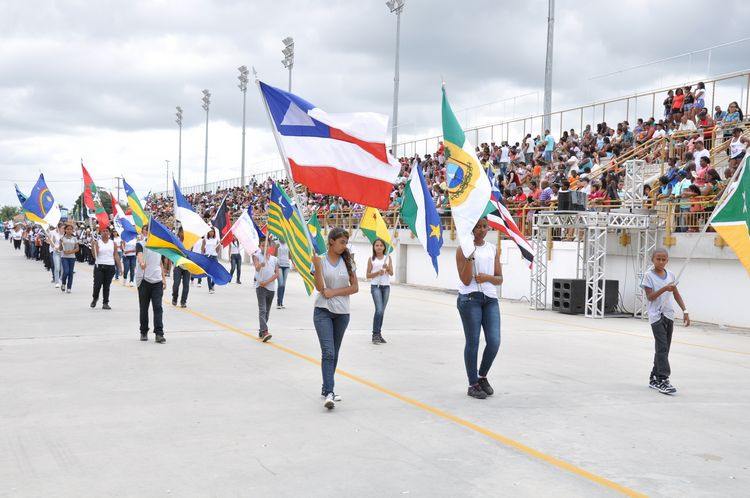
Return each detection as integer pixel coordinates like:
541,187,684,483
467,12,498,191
467,385,488,399
155,335,166,344
180,303,186,308
377,334,387,344
140,334,148,341
658,379,677,395
261,331,272,343
477,377,494,396
102,303,111,310
648,378,660,390
372,334,381,345
90,300,97,308
172,299,177,306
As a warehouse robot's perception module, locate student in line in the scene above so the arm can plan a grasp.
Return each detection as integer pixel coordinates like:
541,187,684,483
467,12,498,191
253,237,279,342
455,218,503,400
202,229,220,293
312,227,358,410
640,248,689,395
59,224,79,293
171,227,190,308
112,230,122,281
91,228,122,310
121,234,137,287
276,238,290,309
136,223,168,343
48,223,64,288
228,236,243,284
366,238,393,345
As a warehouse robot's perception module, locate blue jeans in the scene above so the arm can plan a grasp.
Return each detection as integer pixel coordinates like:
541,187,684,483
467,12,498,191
457,292,501,386
207,255,218,290
371,285,390,334
122,255,136,282
276,266,290,305
115,251,123,278
313,307,350,395
61,258,75,289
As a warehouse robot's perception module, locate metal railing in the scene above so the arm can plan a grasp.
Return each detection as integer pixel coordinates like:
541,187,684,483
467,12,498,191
392,68,750,158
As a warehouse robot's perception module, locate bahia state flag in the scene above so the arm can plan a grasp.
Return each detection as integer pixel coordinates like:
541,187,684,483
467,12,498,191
710,155,750,277
22,174,61,228
442,86,491,257
226,205,261,257
258,81,400,210
360,207,393,254
400,161,443,274
172,179,210,249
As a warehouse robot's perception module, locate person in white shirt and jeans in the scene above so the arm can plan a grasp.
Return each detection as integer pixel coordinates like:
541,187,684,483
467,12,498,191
136,224,168,343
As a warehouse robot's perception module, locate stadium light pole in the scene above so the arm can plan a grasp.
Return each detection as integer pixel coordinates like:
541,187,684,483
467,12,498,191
165,160,170,196
543,0,555,133
238,65,249,186
281,37,294,92
175,106,183,188
201,89,211,192
386,0,404,156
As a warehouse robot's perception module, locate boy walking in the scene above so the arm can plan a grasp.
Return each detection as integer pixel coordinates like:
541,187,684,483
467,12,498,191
640,248,690,395
136,224,168,343
253,238,279,343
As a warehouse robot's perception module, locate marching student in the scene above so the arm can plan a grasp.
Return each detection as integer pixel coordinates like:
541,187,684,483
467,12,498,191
202,228,220,294
91,228,122,310
59,224,79,293
253,237,279,342
112,230,122,281
640,248,689,395
192,237,204,287
455,218,503,400
276,238,290,309
312,227,358,410
366,238,393,344
228,236,243,284
11,224,23,251
47,223,64,288
171,227,190,308
121,234,137,286
136,223,168,343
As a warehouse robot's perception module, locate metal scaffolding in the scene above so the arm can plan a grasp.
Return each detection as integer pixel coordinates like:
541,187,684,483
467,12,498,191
530,210,660,319
623,159,646,207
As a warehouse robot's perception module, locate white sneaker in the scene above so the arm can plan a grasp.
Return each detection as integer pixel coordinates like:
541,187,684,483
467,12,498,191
54,283,60,288
324,393,335,410
198,282,202,288
129,281,134,287
209,289,215,294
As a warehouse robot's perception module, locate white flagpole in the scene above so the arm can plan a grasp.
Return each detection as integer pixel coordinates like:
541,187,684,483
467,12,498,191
675,158,745,280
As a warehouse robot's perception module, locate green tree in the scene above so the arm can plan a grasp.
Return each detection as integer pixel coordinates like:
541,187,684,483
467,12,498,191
0,205,21,222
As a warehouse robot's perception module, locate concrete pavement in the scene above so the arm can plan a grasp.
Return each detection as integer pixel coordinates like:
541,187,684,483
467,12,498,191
1,242,749,497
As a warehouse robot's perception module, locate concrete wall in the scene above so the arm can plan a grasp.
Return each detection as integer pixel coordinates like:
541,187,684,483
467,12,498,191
344,229,750,329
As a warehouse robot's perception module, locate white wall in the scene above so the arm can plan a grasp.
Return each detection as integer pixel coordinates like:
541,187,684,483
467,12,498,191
347,229,750,329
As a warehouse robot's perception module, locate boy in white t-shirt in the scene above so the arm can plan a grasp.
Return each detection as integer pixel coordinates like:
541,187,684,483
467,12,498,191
640,248,690,395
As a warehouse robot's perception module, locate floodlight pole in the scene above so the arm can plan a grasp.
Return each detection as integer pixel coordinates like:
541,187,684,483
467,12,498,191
238,66,249,185
175,106,183,188
387,0,405,156
202,90,211,192
543,0,555,133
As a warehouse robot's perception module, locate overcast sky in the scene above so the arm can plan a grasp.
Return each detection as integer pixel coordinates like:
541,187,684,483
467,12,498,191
2,0,749,208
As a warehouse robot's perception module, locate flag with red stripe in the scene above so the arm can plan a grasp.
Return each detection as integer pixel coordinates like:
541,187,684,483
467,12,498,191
211,196,232,247
81,161,110,230
483,168,533,267
259,81,400,210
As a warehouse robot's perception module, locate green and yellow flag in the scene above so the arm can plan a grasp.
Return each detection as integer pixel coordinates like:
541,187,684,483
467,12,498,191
360,207,393,253
710,156,750,277
307,212,327,256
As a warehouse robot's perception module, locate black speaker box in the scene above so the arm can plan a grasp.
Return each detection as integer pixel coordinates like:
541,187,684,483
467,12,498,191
556,191,587,211
552,278,618,314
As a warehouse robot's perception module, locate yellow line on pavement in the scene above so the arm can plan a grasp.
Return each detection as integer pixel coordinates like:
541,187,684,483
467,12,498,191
177,305,646,497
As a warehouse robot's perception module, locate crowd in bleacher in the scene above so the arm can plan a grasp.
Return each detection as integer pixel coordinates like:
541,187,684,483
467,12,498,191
140,85,747,236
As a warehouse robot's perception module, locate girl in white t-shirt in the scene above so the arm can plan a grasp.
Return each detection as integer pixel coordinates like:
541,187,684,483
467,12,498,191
366,238,393,345
202,228,220,294
455,218,503,400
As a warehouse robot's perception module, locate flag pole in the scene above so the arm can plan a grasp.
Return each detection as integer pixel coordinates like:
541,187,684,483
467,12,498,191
674,159,745,280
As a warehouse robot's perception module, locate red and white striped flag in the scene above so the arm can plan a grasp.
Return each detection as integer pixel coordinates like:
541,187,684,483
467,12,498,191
259,81,400,210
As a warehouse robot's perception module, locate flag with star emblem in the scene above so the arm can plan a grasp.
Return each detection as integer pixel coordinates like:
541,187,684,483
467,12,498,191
267,182,316,294
710,155,750,277
400,160,443,274
360,207,393,254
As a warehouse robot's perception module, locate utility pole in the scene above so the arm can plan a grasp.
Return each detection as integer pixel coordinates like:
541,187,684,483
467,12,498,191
543,0,555,133
165,160,170,196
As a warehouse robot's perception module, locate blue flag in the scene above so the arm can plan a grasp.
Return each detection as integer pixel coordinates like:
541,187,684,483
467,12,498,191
22,174,61,227
15,184,28,206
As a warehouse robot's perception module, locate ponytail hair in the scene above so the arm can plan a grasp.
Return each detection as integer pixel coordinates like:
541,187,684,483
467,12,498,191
328,227,353,274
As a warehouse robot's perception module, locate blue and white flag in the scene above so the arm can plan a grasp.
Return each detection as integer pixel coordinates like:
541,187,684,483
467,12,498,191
400,161,443,275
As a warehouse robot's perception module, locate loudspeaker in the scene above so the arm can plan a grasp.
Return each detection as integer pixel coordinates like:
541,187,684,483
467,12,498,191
556,191,587,211
552,278,619,314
